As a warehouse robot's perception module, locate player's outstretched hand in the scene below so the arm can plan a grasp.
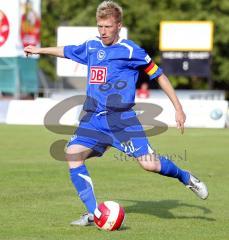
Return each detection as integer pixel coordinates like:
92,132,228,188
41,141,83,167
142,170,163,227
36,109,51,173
175,109,186,134
24,45,40,57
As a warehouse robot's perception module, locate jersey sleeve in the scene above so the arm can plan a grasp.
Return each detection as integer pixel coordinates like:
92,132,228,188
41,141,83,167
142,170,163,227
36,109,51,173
130,46,163,80
64,42,88,65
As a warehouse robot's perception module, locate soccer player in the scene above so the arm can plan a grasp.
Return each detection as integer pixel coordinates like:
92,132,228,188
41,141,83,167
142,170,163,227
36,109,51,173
24,0,208,226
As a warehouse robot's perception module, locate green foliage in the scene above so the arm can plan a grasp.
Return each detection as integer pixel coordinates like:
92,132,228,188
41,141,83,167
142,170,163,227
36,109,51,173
40,0,229,89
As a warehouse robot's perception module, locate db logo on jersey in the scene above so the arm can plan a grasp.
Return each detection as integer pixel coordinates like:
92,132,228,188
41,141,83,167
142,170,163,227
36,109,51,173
90,66,107,84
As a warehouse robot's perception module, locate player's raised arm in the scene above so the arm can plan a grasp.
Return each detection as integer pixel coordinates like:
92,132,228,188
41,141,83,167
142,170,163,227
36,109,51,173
157,73,186,134
24,45,65,58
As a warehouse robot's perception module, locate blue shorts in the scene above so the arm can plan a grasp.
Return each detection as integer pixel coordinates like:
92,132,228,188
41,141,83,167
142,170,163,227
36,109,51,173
67,110,154,158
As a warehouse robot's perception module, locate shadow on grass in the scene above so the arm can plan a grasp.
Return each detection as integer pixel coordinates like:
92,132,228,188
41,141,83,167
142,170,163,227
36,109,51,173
115,199,216,221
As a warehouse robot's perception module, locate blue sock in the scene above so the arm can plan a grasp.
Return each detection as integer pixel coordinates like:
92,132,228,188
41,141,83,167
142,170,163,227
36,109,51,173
70,165,97,214
159,156,190,185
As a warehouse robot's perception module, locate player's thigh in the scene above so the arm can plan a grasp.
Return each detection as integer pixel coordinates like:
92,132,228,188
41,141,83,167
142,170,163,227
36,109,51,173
110,110,150,155
65,144,94,168
113,126,154,159
111,127,160,171
66,130,108,168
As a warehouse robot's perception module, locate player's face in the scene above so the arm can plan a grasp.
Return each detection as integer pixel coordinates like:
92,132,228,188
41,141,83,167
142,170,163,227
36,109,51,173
97,17,122,46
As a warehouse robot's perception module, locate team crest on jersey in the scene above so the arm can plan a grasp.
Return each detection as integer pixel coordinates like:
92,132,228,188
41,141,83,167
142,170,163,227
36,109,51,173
97,50,106,60
90,66,107,84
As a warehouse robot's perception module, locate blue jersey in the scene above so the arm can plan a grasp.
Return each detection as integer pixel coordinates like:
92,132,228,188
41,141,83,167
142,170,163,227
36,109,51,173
64,37,162,113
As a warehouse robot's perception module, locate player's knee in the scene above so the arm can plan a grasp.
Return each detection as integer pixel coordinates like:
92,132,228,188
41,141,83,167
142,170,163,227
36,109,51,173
65,149,86,168
65,145,92,163
137,154,160,172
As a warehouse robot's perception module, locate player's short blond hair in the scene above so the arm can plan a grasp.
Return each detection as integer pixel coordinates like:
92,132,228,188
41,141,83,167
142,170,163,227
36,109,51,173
96,1,123,23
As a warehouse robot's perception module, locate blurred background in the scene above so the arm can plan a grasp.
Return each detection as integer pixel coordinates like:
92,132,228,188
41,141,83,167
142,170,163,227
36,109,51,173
0,0,228,128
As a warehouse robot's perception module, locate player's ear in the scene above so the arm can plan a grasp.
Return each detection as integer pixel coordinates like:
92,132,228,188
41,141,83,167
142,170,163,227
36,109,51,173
118,22,122,31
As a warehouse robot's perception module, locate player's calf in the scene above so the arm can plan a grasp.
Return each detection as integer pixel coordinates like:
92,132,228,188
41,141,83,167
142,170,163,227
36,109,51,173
137,153,161,172
138,154,190,184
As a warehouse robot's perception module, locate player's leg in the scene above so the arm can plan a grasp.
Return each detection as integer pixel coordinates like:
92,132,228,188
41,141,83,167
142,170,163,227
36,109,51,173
66,124,108,226
136,153,208,199
66,112,110,223
108,109,187,182
136,153,190,184
110,109,208,200
65,144,97,225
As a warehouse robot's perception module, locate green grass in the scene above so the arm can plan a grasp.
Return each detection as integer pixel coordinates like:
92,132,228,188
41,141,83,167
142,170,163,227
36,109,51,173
0,125,229,240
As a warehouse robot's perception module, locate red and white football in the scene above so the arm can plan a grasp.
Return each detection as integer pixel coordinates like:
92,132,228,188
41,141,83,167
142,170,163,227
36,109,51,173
94,201,125,231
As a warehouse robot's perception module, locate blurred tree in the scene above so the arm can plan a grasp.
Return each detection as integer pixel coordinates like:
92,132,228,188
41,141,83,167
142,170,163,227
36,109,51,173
40,0,229,90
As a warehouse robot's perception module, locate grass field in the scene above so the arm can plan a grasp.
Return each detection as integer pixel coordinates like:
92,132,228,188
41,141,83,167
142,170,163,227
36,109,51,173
0,125,229,240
